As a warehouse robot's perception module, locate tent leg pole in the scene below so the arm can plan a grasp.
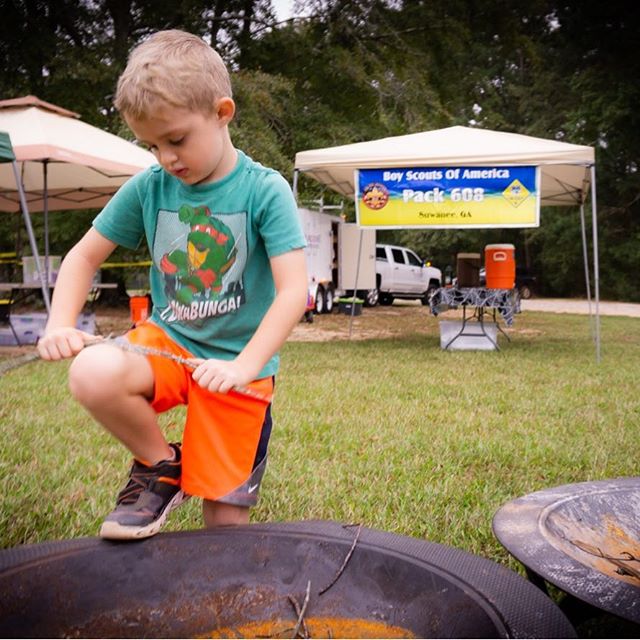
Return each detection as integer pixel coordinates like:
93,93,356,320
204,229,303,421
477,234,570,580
348,229,364,339
579,203,594,340
44,160,50,287
590,165,600,363
292,169,299,203
11,160,51,313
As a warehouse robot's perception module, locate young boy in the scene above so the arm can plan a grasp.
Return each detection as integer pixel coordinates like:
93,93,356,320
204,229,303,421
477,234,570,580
37,29,308,540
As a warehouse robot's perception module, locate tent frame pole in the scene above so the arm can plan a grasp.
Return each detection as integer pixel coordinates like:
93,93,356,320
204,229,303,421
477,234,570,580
43,159,50,287
292,169,299,202
11,160,51,313
590,165,600,362
579,202,594,340
348,229,364,338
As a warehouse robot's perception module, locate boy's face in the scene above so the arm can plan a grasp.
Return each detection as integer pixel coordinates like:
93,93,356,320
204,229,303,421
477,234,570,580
125,100,236,185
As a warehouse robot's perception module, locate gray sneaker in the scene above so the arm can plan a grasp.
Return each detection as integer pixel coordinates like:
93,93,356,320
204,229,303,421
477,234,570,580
99,443,188,540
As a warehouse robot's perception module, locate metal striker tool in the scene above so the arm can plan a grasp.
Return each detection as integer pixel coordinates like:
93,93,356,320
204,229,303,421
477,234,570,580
90,336,273,403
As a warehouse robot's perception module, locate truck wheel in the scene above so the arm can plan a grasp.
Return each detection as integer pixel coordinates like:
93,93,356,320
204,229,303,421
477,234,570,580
314,285,325,314
421,289,434,305
324,286,335,313
519,284,532,299
379,293,394,306
363,288,379,307
422,282,440,306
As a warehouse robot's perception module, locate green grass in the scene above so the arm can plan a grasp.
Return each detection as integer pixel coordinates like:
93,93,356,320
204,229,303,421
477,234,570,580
1,309,638,569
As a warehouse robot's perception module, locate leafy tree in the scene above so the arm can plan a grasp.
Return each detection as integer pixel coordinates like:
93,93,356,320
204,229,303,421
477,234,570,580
230,70,295,175
0,0,637,299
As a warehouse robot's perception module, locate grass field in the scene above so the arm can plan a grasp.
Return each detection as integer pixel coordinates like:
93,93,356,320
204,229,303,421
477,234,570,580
1,305,638,634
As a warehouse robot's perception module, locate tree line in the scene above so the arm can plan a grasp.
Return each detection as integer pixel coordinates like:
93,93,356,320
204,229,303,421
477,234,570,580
1,0,638,300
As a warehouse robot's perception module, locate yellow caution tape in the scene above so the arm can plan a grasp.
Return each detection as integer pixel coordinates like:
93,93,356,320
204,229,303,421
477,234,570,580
100,261,152,268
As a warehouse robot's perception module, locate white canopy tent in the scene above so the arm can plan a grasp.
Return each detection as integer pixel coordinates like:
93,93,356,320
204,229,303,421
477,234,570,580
0,130,51,309
0,96,155,212
0,96,156,310
294,126,600,359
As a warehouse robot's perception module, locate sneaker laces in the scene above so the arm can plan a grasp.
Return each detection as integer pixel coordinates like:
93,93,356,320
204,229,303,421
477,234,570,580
116,463,163,505
116,445,180,506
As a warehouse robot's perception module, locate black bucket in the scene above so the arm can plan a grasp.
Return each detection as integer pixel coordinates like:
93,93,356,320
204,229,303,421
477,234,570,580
456,253,481,288
0,521,575,638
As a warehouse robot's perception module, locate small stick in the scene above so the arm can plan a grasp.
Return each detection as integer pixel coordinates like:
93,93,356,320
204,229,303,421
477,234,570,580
318,523,363,595
570,538,640,581
287,596,302,637
291,580,311,639
288,594,310,639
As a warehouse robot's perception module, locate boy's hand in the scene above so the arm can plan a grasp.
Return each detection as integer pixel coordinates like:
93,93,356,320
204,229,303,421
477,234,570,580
190,358,252,394
37,327,98,361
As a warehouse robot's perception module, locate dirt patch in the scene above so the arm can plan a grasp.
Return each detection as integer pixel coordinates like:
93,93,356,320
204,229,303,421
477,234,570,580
94,307,133,336
289,302,436,342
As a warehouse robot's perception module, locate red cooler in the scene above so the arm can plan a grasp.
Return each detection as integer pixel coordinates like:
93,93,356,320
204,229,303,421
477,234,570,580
129,295,150,324
485,244,515,289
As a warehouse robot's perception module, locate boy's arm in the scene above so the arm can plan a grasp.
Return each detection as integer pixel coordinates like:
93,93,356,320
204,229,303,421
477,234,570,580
192,248,308,393
38,228,118,361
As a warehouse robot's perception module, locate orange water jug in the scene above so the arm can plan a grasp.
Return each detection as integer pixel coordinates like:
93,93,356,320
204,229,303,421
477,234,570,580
485,244,515,289
129,295,150,324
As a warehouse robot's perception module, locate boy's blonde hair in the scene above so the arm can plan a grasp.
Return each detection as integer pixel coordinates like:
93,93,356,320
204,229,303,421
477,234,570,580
115,30,232,118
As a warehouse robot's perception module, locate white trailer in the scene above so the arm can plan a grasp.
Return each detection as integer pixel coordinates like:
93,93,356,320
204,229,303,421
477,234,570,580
298,206,377,314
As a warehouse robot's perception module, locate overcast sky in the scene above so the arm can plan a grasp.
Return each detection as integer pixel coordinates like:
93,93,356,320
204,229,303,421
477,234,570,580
271,0,294,21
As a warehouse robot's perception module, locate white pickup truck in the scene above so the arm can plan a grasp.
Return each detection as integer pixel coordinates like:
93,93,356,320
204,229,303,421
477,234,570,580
375,244,442,306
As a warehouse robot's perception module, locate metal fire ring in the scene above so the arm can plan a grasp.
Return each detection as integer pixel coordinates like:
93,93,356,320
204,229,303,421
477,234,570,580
493,477,640,624
0,520,575,638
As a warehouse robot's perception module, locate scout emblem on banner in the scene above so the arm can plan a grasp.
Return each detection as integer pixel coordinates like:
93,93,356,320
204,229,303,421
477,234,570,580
355,166,540,229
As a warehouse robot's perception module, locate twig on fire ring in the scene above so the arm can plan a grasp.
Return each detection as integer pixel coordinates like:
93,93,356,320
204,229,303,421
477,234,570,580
290,580,312,639
318,523,363,596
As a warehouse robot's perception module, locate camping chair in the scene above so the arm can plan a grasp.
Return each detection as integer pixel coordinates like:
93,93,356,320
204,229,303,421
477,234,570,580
0,297,20,345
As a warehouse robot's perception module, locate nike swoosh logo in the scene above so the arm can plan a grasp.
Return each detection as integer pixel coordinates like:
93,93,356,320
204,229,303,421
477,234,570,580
248,483,259,493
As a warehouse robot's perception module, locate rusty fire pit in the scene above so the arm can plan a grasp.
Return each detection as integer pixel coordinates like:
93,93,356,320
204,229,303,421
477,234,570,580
0,520,574,638
493,477,640,625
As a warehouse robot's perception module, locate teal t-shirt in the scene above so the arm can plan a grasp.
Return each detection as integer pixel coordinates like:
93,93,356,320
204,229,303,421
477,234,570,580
93,150,306,377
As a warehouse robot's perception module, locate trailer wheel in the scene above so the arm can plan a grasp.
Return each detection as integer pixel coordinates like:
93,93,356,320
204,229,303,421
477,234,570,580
314,285,325,314
379,293,394,306
324,286,335,313
363,288,379,307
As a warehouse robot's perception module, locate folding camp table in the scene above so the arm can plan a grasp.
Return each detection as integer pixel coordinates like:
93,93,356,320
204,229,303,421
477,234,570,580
429,286,521,350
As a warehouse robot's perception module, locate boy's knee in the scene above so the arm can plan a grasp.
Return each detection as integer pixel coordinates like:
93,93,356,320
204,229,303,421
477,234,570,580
68,345,127,405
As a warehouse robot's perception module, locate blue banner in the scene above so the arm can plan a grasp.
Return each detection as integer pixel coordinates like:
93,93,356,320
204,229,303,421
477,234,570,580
356,166,540,228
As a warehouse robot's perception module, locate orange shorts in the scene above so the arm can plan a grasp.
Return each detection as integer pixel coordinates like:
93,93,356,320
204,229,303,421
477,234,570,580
126,322,274,506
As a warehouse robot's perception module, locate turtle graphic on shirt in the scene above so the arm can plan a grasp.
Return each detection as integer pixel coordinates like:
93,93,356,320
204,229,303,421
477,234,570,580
160,204,237,305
